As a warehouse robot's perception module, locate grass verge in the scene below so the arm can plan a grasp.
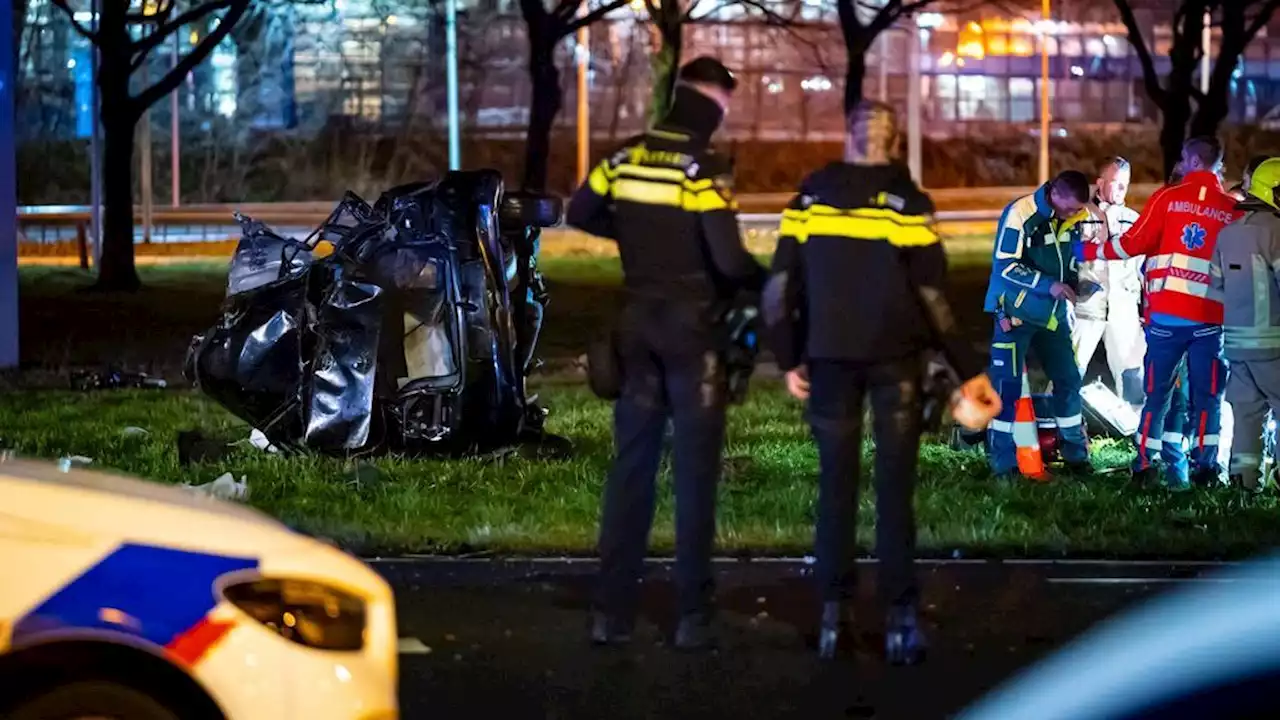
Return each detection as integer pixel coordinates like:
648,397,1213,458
12,261,1276,559
2,382,1277,558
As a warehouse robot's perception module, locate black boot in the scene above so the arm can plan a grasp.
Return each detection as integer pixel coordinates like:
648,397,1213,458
1191,466,1223,489
674,612,715,651
1131,466,1160,488
885,603,927,666
818,601,854,660
590,611,633,647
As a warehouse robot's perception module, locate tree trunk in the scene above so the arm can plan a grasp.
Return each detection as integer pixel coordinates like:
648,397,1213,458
522,41,561,192
843,41,867,116
648,21,681,125
96,108,141,292
1189,85,1232,140
1159,101,1191,181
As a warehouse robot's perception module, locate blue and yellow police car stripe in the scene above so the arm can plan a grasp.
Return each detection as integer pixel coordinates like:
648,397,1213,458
12,543,259,668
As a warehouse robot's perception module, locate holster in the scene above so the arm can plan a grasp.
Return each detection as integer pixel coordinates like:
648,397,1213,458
586,328,623,401
920,351,959,433
720,304,761,406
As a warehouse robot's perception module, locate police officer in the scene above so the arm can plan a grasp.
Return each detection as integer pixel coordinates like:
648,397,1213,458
566,57,767,650
764,101,1000,664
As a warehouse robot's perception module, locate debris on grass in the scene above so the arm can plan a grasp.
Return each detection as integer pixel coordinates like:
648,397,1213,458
182,472,249,501
248,428,279,453
121,426,150,437
57,455,93,472
71,369,167,391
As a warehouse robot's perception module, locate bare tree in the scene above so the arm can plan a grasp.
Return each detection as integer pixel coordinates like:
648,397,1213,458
830,0,945,115
1115,0,1280,177
49,0,253,291
517,0,630,192
642,0,805,124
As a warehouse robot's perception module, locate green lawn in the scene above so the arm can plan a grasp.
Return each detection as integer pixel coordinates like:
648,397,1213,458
4,382,1279,558
8,261,1280,559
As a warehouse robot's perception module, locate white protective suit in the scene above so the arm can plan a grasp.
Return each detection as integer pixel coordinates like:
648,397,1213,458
1073,200,1145,399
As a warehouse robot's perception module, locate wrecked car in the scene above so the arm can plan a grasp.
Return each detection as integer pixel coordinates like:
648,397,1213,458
185,170,562,457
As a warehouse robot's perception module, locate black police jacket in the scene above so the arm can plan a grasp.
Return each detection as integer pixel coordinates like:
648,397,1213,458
764,161,981,379
565,100,766,305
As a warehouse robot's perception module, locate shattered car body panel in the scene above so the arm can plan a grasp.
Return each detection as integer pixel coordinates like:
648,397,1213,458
186,170,559,456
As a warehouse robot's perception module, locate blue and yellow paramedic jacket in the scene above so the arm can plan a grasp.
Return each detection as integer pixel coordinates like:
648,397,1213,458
983,184,1087,330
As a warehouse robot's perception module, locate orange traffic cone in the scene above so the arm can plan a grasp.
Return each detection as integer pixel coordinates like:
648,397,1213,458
1013,368,1048,481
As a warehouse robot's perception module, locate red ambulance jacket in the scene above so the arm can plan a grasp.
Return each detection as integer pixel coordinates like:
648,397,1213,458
1083,170,1240,325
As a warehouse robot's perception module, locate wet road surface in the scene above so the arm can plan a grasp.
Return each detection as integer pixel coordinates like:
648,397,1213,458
381,559,1228,719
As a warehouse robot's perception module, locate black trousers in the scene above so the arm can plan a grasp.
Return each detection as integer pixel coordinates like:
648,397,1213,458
808,357,923,608
596,300,727,619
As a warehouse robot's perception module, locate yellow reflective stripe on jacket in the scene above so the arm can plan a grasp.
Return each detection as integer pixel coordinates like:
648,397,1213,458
779,208,808,240
588,163,613,196
605,163,735,213
778,204,938,247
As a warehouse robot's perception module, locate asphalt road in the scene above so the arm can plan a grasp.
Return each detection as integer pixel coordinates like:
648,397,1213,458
381,558,1226,720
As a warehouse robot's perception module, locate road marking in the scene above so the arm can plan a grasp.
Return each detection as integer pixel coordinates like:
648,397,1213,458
398,637,432,655
1047,577,1239,585
365,556,1230,567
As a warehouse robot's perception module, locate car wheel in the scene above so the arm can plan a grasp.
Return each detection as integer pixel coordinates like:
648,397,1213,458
8,680,179,720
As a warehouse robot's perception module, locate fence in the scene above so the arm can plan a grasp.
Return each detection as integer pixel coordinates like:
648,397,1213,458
17,184,1161,267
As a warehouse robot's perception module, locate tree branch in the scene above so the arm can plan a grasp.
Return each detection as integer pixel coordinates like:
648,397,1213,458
1113,0,1167,109
564,0,632,35
132,0,235,59
135,0,252,111
49,0,99,41
1244,0,1280,42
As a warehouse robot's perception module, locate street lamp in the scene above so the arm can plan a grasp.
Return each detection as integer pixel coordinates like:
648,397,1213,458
446,0,460,170
0,0,16,368
1039,0,1051,185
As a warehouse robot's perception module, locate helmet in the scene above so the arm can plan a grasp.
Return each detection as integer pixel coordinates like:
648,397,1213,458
678,57,737,92
847,100,901,164
1248,157,1280,209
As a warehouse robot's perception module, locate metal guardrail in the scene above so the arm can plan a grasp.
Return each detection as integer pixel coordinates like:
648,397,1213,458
16,202,1006,269
33,180,1165,264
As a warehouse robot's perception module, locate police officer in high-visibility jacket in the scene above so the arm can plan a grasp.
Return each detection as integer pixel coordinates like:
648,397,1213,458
985,171,1101,480
566,57,767,650
764,101,1000,665
1080,136,1242,489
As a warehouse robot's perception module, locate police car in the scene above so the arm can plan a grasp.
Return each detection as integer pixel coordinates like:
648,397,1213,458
0,458,398,720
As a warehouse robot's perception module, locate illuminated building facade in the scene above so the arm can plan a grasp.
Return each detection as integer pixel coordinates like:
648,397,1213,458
14,0,1280,143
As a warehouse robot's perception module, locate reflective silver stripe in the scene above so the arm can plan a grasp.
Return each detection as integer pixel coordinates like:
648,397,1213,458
1148,253,1213,275
1232,453,1262,467
1108,234,1130,259
1013,420,1039,448
1162,432,1184,445
1160,276,1215,299
1198,434,1221,446
1056,414,1083,428
989,419,1014,433
1141,437,1164,451
1224,329,1280,350
1253,254,1272,336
